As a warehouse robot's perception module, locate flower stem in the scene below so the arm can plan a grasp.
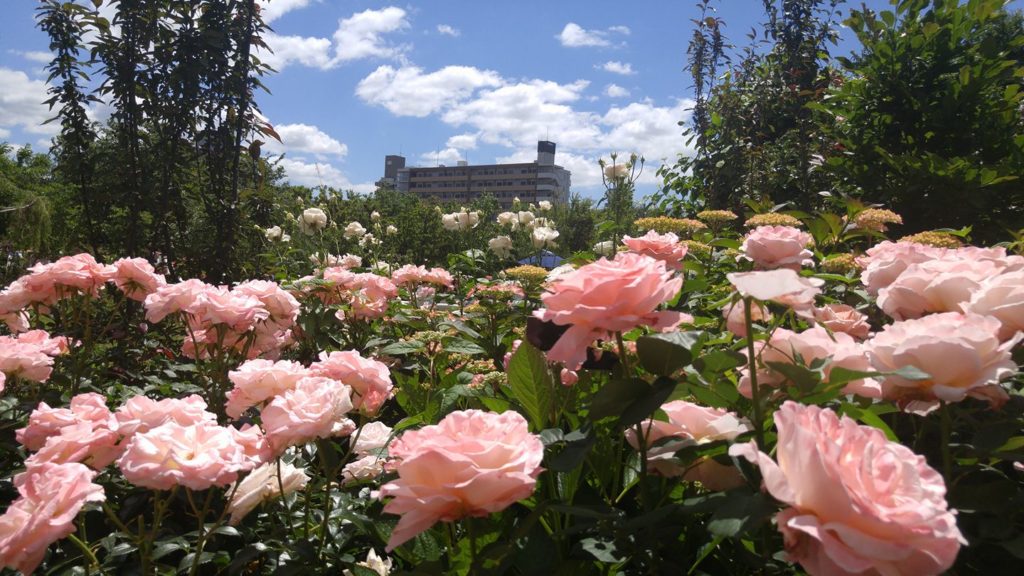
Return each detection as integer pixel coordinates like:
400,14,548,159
67,533,104,575
743,298,766,452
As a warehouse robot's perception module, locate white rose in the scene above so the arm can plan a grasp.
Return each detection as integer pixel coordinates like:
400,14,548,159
299,208,328,235
264,226,283,241
441,213,460,231
538,200,552,212
604,163,629,181
497,212,519,229
386,225,398,235
371,211,381,222
517,211,535,226
489,236,514,258
532,226,559,249
343,221,367,239
359,233,381,247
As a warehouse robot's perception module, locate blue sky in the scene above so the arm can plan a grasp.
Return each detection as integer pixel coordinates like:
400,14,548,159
0,0,986,198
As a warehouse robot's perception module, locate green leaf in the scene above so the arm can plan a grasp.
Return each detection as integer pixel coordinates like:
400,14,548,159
636,331,703,376
619,377,679,427
589,377,646,420
444,339,487,356
707,490,775,537
506,342,554,431
378,340,424,355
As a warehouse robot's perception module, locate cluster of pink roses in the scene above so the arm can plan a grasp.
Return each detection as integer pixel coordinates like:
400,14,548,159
391,264,455,290
622,230,689,270
224,351,393,454
145,278,299,359
0,330,70,385
740,225,815,270
298,266,399,321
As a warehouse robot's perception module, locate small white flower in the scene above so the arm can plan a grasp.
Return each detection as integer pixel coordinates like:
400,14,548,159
488,235,513,258
371,211,381,222
299,208,328,235
344,221,367,239
264,225,283,241
538,200,552,212
532,226,559,249
386,225,398,235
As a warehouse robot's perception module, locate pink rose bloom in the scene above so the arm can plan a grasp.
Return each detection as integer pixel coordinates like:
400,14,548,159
626,401,750,490
424,267,455,289
622,230,688,271
740,226,814,271
233,280,301,328
108,257,166,301
726,269,823,310
867,312,1021,409
534,252,686,369
26,421,122,469
352,421,393,456
342,454,387,485
722,300,772,337
0,462,105,575
144,279,212,323
260,376,354,453
311,351,393,415
186,287,270,332
0,279,40,314
17,393,113,451
0,330,70,383
228,460,309,525
342,273,398,320
740,327,880,399
22,253,112,301
857,241,944,296
391,264,429,287
225,359,311,418
962,270,1024,341
115,394,217,438
117,421,260,490
379,410,544,551
0,311,29,333
812,304,871,340
877,259,1000,320
730,402,963,576
954,245,1024,272
14,330,70,356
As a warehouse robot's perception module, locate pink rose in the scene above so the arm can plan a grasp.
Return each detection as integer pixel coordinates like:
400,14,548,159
108,257,166,301
115,394,217,438
186,287,270,332
559,368,578,386
962,270,1024,341
877,259,1000,320
0,311,29,334
379,410,543,551
117,421,260,490
626,401,750,490
740,226,814,270
0,330,69,383
726,270,823,313
17,393,113,451
225,359,311,418
21,253,112,302
233,280,301,328
342,454,387,485
144,279,212,323
730,402,963,576
260,376,354,453
534,253,685,369
812,304,871,340
228,461,309,525
622,230,688,271
26,421,122,469
352,421,393,456
739,327,880,399
424,267,455,289
722,300,772,337
857,241,944,296
866,312,1020,409
0,463,105,575
310,351,393,416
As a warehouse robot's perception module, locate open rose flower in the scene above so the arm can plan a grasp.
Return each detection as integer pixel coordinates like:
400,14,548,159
877,258,1001,320
730,402,963,576
856,241,944,296
866,312,1020,409
812,304,871,340
622,230,688,270
962,269,1024,341
20,253,113,303
115,394,217,439
0,463,105,575
739,225,814,270
626,401,750,490
225,359,310,418
228,461,309,525
379,410,543,551
534,252,687,369
260,376,354,453
107,257,166,301
311,351,393,416
722,300,772,338
727,269,823,314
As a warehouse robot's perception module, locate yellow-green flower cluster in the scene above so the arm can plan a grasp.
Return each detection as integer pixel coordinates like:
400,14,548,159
900,231,963,249
821,253,858,274
744,213,803,228
503,265,549,285
683,240,713,259
633,216,708,236
696,209,738,224
854,208,903,232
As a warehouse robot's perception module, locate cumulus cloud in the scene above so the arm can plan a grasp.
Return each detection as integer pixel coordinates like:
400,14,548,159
600,60,635,75
355,65,502,117
446,133,478,149
0,67,59,138
257,6,409,70
557,22,629,48
256,0,313,23
436,24,460,37
604,84,630,98
8,50,52,65
274,157,374,194
418,147,464,166
263,123,347,158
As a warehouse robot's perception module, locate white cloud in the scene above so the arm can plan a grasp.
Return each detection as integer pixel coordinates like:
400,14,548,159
0,128,10,140
0,68,59,138
257,0,313,23
274,156,373,193
8,50,52,65
446,133,478,149
604,84,630,98
263,123,347,158
418,147,464,166
436,24,460,37
257,6,409,70
600,60,635,75
556,22,629,48
332,6,409,64
356,65,502,117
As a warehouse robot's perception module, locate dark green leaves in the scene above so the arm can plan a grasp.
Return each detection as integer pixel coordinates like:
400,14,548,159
636,331,703,376
506,341,554,431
